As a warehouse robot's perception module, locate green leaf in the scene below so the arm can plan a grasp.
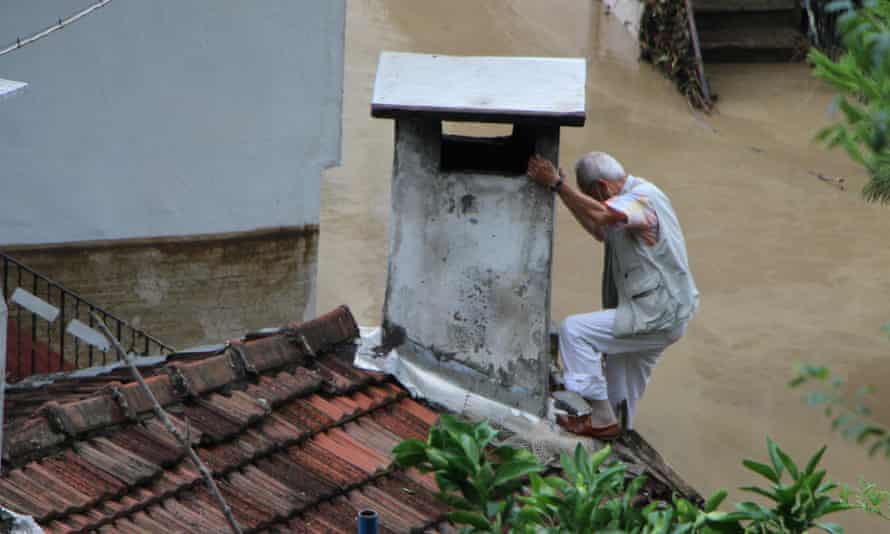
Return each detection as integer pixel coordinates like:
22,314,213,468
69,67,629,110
734,501,775,522
813,501,854,518
436,491,474,510
544,475,571,493
704,489,729,512
515,506,547,526
439,414,474,436
856,425,886,444
426,448,451,470
589,445,612,472
575,444,590,480
393,439,428,467
815,521,845,534
742,459,779,484
458,433,481,465
739,486,781,502
492,460,544,488
473,422,498,449
492,445,521,462
446,510,490,531
804,445,828,476
766,437,785,479
560,451,578,482
774,444,800,480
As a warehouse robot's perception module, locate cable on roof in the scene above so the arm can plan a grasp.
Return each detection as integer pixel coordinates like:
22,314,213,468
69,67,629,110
0,0,113,58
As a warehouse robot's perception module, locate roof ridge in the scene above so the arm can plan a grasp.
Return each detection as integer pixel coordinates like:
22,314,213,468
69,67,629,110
2,306,360,468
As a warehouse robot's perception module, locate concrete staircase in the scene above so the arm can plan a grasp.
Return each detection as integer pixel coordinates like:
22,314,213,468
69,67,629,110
693,0,809,62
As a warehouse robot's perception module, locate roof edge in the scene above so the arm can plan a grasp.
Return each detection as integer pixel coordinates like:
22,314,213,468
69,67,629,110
2,306,359,468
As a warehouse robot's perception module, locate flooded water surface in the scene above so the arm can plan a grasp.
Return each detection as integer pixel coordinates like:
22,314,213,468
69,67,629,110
318,1,890,529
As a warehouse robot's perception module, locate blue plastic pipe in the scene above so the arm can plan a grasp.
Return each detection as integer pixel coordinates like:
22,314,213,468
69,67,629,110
357,509,378,534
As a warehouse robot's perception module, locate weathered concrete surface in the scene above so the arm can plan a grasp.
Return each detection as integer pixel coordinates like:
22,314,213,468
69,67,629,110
4,227,317,350
383,118,558,415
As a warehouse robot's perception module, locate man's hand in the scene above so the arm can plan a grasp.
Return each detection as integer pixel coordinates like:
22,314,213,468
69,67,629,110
527,155,560,188
527,154,622,237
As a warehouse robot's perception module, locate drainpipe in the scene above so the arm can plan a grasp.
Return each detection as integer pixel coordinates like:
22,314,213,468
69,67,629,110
357,509,378,534
1,295,7,470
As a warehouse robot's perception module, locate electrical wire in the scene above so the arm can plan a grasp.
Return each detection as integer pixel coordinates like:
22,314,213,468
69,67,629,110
0,0,113,58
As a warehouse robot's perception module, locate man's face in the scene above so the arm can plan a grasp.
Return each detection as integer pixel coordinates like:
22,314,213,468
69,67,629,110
590,179,610,202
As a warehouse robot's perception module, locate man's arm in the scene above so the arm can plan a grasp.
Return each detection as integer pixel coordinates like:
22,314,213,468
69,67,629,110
527,156,625,237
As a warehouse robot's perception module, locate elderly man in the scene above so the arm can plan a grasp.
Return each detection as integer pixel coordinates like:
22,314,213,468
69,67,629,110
527,152,698,440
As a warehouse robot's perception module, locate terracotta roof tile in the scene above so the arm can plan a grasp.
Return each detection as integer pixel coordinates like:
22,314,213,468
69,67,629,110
0,306,449,532
253,455,335,505
167,353,241,397
105,424,186,467
342,420,401,457
277,397,336,431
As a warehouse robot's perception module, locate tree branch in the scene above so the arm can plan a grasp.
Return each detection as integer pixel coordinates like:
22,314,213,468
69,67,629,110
91,312,244,534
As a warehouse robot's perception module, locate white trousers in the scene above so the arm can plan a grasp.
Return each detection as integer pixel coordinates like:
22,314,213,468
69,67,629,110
558,309,686,428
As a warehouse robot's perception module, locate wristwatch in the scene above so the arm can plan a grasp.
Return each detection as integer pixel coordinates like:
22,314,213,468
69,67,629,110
550,176,564,193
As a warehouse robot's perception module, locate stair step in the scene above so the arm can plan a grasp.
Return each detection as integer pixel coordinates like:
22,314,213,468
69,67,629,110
694,0,797,12
695,10,801,31
699,26,809,61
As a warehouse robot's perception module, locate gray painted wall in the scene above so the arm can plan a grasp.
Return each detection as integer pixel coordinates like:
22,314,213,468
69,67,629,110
0,0,344,245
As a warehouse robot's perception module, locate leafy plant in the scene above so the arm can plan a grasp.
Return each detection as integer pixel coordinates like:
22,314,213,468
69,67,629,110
732,438,852,533
394,415,857,533
809,0,890,203
515,445,740,533
790,363,890,458
848,478,890,520
789,356,890,524
393,414,543,532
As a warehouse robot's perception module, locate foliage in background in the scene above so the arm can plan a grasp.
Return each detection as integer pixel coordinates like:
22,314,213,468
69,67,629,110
809,0,890,203
790,345,890,522
394,415,854,533
790,363,890,458
639,0,711,110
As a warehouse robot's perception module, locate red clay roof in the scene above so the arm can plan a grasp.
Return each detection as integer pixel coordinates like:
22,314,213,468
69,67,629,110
0,306,453,533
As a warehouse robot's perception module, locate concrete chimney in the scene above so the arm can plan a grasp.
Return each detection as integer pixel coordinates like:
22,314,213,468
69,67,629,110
372,52,587,416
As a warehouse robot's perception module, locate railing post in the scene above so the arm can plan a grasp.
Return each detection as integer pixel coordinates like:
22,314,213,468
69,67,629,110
1,294,8,469
0,252,175,380
2,255,8,300
15,267,21,379
60,291,66,371
30,275,36,377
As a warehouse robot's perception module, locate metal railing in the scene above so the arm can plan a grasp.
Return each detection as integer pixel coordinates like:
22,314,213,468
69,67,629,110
1,252,173,382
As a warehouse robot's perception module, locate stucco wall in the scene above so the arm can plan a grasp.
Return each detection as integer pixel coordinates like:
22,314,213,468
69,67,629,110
0,0,344,245
383,119,558,416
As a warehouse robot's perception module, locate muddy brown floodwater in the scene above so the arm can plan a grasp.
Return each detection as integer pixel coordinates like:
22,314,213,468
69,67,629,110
318,1,890,529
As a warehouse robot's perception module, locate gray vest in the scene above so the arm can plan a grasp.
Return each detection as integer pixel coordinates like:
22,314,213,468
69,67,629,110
603,176,699,337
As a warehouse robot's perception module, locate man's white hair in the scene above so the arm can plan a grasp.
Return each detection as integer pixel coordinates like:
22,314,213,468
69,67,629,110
575,152,626,193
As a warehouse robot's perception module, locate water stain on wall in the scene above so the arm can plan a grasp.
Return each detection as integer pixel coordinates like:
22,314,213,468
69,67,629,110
4,226,318,351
